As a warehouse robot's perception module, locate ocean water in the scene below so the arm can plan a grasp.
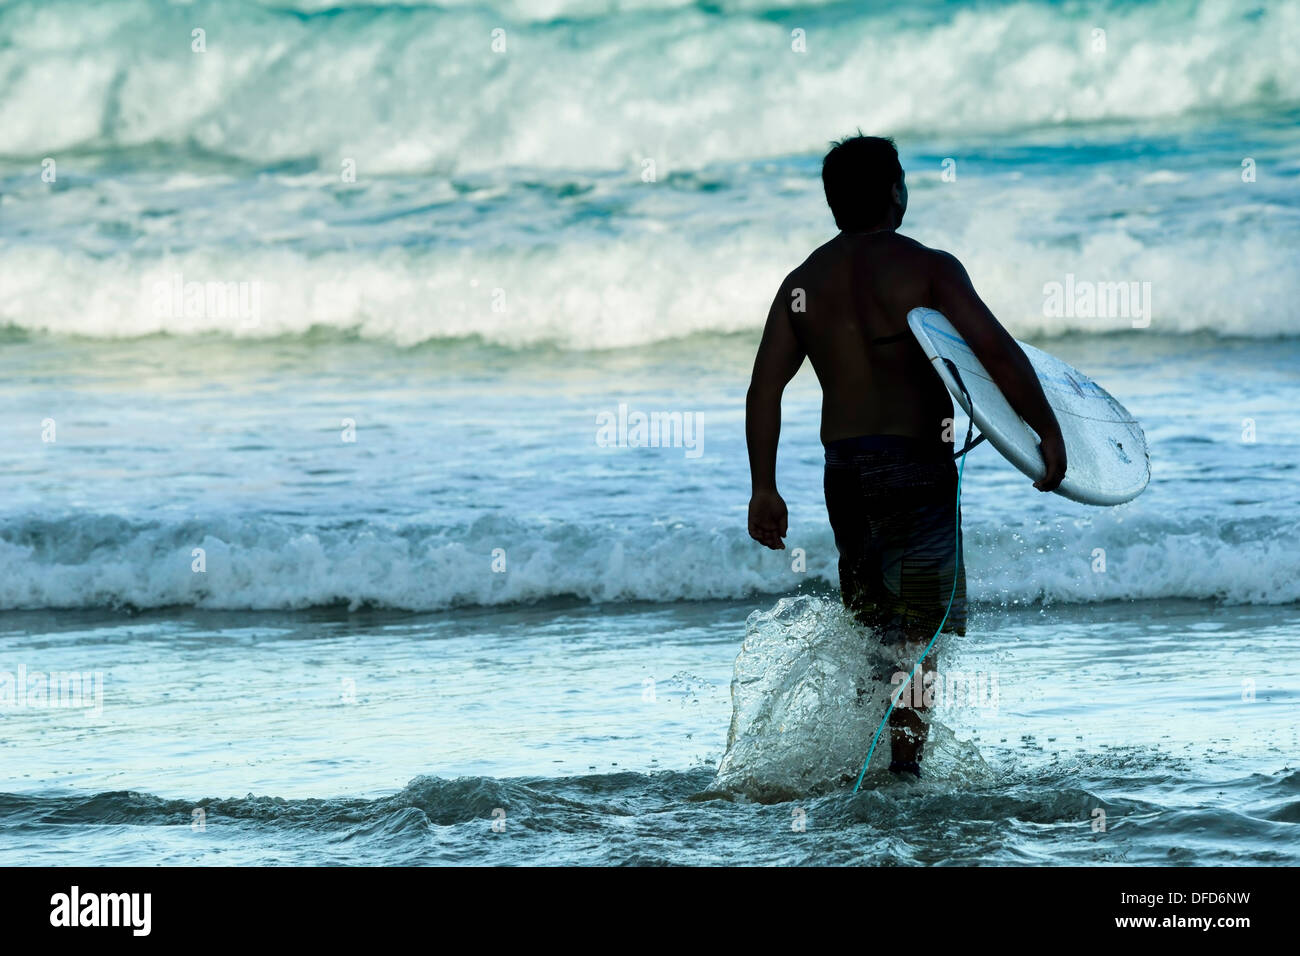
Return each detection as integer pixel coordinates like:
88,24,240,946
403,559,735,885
1,0,1299,865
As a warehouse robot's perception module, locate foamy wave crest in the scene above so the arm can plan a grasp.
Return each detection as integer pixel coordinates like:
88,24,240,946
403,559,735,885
3,222,1298,346
3,0,1296,171
0,508,1297,610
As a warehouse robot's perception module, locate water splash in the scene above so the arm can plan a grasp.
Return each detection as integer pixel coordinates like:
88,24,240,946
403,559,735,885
711,595,992,802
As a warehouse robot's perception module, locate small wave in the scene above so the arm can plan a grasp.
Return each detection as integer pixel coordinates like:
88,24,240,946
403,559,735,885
0,769,710,831
1,507,1297,611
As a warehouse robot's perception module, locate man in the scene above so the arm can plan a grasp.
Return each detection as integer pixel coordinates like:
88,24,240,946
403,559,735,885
745,134,1066,779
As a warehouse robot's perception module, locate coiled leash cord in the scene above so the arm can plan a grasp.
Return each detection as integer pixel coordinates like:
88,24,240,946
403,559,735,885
851,361,982,794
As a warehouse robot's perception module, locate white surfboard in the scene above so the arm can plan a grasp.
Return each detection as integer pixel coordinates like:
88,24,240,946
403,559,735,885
907,307,1150,505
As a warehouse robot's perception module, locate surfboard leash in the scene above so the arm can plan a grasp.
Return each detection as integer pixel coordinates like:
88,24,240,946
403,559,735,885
851,360,980,794
946,358,988,459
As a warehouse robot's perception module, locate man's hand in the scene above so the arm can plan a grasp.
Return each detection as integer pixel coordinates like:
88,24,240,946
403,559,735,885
748,488,788,550
1034,433,1067,492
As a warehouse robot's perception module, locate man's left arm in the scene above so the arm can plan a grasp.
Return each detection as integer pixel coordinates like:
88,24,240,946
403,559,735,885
746,280,806,550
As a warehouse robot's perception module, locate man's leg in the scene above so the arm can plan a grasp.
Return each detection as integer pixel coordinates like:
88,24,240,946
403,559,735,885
888,645,938,774
824,438,964,780
884,491,964,777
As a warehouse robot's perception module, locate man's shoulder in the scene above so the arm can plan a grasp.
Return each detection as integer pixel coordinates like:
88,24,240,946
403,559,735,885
902,237,965,270
784,234,855,285
786,236,839,277
778,255,819,299
894,233,957,266
890,238,971,287
800,232,953,262
782,233,962,288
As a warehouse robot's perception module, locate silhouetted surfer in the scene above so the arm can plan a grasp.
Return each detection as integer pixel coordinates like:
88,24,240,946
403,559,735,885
745,135,1066,778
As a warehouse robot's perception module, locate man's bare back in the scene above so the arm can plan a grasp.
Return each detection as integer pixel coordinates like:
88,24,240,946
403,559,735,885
784,231,958,445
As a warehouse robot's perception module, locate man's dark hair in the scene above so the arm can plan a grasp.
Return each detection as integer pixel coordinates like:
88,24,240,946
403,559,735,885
821,134,903,231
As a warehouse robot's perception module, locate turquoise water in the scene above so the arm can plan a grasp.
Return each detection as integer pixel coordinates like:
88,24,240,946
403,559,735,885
3,599,1298,864
1,0,1298,864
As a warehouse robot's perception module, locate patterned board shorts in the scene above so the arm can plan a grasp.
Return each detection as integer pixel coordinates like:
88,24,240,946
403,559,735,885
823,434,967,644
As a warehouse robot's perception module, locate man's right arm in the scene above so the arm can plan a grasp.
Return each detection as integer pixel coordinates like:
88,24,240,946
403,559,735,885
930,250,1067,492
745,277,806,549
